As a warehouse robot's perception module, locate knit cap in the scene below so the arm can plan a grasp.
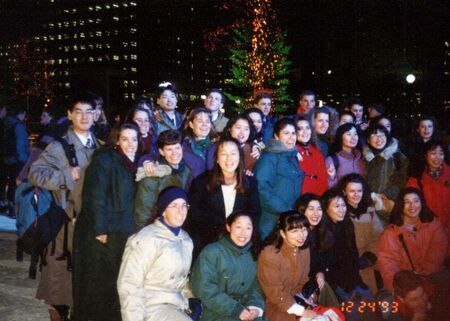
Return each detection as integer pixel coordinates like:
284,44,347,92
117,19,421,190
156,186,188,217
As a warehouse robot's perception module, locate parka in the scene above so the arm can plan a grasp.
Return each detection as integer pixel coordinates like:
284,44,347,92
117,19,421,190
185,172,260,259
155,110,184,135
296,143,328,196
347,205,384,293
190,235,265,321
406,163,450,255
378,218,448,291
133,158,191,230
181,138,216,180
212,111,229,133
363,138,409,201
117,220,193,321
72,147,136,321
326,149,366,187
3,115,29,165
253,139,303,239
28,127,99,307
257,244,310,321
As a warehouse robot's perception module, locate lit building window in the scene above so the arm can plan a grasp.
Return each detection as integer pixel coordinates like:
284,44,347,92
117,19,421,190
95,5,101,11
64,21,69,27
113,55,120,61
130,2,137,6
124,93,129,99
72,21,77,26
113,16,119,21
57,35,62,40
80,32,85,38
79,20,85,26
113,3,119,8
89,57,94,62
131,54,137,60
96,31,102,37
124,80,129,87
96,18,102,24
97,57,103,62
105,4,111,9
80,44,86,50
65,83,71,88
89,44,94,49
88,6,93,11
123,42,128,47
73,58,78,63
130,28,137,34
131,67,137,72
131,93,136,99
49,23,54,28
130,41,137,47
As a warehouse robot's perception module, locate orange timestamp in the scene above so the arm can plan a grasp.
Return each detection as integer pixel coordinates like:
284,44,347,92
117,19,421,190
341,300,399,313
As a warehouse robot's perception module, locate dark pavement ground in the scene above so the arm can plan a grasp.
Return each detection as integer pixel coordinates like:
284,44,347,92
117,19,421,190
0,215,47,321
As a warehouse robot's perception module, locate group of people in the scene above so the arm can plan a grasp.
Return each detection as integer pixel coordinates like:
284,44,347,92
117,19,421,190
1,85,449,321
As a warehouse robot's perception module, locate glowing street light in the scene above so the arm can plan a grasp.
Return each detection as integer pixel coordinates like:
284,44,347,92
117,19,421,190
406,74,416,84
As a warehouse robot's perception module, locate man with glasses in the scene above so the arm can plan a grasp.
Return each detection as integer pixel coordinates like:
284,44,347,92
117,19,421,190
28,93,100,321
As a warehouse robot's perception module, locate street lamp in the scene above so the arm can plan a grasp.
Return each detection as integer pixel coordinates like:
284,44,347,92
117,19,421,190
406,74,416,84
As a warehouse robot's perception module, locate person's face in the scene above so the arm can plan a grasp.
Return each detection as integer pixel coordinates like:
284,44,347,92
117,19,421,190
327,197,347,223
339,114,354,125
368,107,381,119
68,103,95,133
248,112,263,133
133,110,150,135
94,104,102,122
417,120,433,141
350,104,364,121
296,120,312,144
217,141,240,176
40,111,52,126
230,119,250,144
204,92,223,112
280,226,309,248
157,89,177,111
117,128,138,160
344,182,363,208
426,146,444,171
378,118,392,133
314,113,329,135
403,193,421,222
189,112,211,139
299,95,316,113
163,198,189,228
159,143,183,167
275,124,297,149
341,127,359,150
368,130,387,150
226,215,253,247
304,200,323,227
256,98,272,116
401,286,431,316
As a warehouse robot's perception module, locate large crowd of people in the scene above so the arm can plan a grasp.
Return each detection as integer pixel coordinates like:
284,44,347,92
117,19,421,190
0,84,449,321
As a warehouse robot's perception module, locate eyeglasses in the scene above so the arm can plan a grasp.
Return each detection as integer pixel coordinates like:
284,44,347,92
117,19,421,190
166,203,190,211
370,134,386,139
73,109,95,117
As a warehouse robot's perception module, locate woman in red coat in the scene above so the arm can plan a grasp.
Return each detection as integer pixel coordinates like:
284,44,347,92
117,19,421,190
295,116,328,196
406,140,450,255
378,187,448,291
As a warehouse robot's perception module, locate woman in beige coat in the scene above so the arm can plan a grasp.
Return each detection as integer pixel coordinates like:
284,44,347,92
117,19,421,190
257,211,318,321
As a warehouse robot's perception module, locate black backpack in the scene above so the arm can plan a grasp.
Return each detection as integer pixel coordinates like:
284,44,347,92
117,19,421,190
16,136,79,279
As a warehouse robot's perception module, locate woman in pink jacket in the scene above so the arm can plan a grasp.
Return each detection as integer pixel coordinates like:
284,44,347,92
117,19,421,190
377,187,448,291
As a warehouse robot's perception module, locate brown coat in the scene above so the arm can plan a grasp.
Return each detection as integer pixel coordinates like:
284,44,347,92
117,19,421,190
257,244,310,321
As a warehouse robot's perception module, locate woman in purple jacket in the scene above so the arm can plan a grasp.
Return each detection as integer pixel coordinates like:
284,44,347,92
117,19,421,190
326,123,366,187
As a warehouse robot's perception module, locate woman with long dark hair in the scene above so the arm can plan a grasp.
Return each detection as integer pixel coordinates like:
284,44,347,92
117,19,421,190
73,122,142,321
326,123,366,187
191,211,265,321
185,137,260,259
378,187,448,291
126,106,157,157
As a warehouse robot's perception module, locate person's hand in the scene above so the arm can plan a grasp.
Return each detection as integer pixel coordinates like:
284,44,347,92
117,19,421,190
250,146,261,159
297,152,303,162
316,272,325,289
239,308,252,321
96,234,108,244
301,309,318,318
71,166,80,181
143,161,157,176
360,123,369,131
247,308,260,320
326,162,336,179
244,169,254,177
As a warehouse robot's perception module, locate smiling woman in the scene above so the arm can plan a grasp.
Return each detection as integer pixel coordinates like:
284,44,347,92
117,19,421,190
72,122,142,321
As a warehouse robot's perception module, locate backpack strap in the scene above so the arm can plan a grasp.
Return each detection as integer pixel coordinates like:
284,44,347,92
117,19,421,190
398,234,416,272
53,136,79,167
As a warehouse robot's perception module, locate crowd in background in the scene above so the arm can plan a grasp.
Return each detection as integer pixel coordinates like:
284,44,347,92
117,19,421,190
0,84,449,321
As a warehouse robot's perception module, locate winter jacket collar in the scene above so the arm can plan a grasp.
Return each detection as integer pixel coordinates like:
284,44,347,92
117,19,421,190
219,235,252,256
363,138,399,162
266,139,297,154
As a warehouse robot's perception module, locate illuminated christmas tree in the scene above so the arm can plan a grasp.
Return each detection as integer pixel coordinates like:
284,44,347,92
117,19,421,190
225,0,293,113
